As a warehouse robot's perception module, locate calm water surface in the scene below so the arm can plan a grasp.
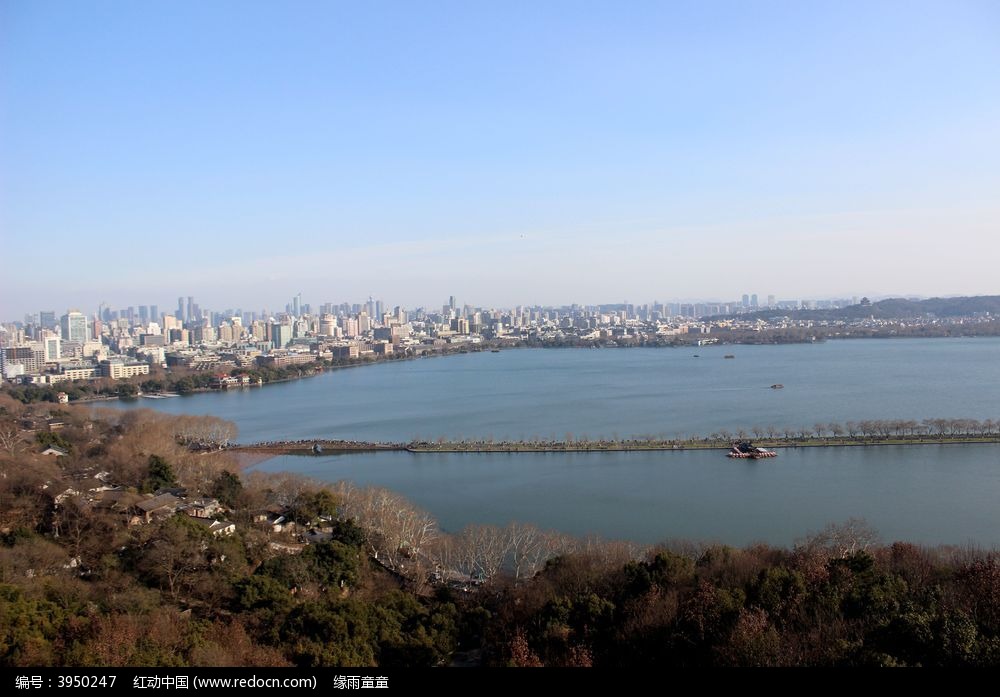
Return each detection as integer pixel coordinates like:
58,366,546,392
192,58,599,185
255,445,1000,547
112,338,1000,443
111,339,1000,545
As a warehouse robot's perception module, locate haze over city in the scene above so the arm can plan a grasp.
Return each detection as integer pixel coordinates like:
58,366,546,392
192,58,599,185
3,1,1000,318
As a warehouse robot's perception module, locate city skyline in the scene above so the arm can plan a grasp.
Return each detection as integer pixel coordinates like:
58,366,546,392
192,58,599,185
2,289,942,326
4,2,1000,318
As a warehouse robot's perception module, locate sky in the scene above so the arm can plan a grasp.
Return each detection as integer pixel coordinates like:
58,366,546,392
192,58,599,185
2,1,999,319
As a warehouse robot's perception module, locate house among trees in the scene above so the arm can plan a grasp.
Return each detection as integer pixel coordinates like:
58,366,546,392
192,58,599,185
209,374,240,389
132,493,183,524
252,507,296,533
87,489,143,515
208,373,254,389
188,517,236,537
179,498,224,519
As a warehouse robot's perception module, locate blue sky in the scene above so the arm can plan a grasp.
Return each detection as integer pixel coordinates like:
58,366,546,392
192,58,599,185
2,1,999,318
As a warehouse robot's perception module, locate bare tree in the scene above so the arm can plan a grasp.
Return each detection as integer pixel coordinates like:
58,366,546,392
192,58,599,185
174,415,237,448
580,537,648,567
504,523,569,583
0,419,23,456
457,524,510,582
341,486,437,573
797,518,880,559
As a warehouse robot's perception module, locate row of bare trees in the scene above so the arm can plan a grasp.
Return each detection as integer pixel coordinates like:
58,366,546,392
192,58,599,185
714,418,1000,442
324,481,646,586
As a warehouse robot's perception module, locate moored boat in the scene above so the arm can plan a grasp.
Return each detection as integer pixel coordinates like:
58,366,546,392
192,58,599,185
727,441,777,459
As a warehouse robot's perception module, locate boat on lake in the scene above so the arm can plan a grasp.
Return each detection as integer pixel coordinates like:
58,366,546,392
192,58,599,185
770,384,784,389
728,441,777,459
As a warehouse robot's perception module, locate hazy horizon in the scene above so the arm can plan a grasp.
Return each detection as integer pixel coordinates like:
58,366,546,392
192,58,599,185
3,2,999,318
4,287,997,324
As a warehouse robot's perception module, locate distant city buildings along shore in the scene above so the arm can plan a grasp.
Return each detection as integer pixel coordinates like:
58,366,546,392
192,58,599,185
0,291,994,387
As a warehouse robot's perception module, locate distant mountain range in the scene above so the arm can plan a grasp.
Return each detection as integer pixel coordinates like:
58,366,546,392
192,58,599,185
710,295,1000,321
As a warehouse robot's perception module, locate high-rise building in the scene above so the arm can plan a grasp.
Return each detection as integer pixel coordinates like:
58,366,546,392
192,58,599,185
150,305,158,323
44,335,61,362
60,310,88,343
177,297,185,321
342,316,360,337
320,314,338,336
449,295,456,311
39,311,57,330
187,296,194,323
139,305,149,324
270,322,293,348
741,294,750,309
751,294,758,309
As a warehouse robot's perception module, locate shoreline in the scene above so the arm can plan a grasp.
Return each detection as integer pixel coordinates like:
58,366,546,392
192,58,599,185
14,333,999,406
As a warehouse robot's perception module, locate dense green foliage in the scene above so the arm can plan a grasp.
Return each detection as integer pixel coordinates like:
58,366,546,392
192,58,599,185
142,455,177,493
483,546,1000,666
35,431,73,453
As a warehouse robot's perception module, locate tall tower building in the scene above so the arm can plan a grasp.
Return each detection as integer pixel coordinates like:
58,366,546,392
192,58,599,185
60,310,88,343
269,322,293,349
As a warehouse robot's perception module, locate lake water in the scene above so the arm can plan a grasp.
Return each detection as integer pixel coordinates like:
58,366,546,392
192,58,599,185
110,339,1000,546
255,445,1000,547
113,338,1000,443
